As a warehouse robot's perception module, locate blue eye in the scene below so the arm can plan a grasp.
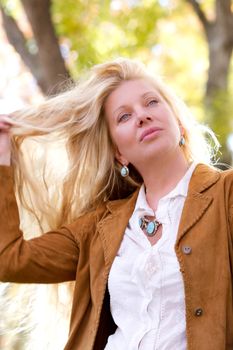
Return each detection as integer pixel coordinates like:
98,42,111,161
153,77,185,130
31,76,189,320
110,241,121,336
148,99,159,106
118,113,131,122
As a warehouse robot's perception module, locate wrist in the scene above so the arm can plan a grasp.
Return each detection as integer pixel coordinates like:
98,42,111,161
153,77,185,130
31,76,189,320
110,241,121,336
0,153,11,166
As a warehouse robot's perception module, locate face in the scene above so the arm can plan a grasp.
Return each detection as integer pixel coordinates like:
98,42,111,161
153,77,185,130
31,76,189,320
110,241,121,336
104,79,183,170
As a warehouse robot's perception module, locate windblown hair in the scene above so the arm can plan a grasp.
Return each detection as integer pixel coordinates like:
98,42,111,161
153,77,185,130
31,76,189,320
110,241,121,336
8,57,219,232
4,58,220,349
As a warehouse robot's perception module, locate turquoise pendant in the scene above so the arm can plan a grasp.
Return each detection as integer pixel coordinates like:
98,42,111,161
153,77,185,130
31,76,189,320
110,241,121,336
139,217,161,237
146,221,156,236
139,217,143,228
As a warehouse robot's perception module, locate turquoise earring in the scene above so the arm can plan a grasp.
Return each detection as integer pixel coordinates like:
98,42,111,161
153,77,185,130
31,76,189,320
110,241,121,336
120,165,129,177
179,136,185,146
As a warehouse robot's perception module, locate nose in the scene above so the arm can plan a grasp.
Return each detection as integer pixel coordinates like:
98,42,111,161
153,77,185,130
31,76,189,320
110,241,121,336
136,112,152,127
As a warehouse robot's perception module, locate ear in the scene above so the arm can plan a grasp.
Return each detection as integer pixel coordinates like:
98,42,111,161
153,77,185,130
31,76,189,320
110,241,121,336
178,123,185,135
115,147,129,167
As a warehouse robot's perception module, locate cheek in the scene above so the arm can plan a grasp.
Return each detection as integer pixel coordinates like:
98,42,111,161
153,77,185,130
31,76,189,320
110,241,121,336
166,113,180,137
108,128,127,153
115,134,131,151
113,124,134,143
112,130,137,158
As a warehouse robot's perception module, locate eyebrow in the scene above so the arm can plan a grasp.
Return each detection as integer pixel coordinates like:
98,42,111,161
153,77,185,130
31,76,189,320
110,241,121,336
113,91,159,116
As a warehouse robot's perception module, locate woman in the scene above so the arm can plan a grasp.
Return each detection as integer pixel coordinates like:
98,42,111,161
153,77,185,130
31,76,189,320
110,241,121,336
0,58,232,350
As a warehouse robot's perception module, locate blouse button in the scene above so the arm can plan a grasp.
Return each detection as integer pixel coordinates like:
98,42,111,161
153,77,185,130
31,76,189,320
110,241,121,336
194,308,203,317
182,246,192,255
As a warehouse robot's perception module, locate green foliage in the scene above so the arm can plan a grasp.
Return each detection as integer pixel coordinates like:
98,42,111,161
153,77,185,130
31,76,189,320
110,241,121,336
1,0,233,161
52,0,210,117
149,1,209,119
0,0,22,16
52,0,165,76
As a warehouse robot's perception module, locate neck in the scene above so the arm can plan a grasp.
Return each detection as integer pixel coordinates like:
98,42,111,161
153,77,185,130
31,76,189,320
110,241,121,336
138,151,190,211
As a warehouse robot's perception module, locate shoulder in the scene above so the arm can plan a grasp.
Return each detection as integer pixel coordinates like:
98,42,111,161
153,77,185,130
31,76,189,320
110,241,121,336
218,168,233,231
212,166,233,195
190,163,233,192
219,168,233,215
218,167,233,182
63,189,139,238
198,164,233,217
187,164,233,217
66,203,108,236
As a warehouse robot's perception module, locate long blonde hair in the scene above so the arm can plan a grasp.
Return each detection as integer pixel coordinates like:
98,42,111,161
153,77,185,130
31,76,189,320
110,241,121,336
4,58,220,349
8,57,219,232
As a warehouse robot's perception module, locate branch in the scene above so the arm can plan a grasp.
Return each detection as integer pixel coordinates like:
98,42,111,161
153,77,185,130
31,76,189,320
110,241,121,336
186,0,210,30
0,5,41,77
1,1,71,95
20,0,71,95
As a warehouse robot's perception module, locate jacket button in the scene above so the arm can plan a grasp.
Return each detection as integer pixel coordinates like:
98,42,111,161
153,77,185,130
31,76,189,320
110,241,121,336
182,246,192,255
194,308,203,316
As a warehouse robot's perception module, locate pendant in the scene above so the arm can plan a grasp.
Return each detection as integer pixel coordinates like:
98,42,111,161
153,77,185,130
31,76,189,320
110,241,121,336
139,217,161,237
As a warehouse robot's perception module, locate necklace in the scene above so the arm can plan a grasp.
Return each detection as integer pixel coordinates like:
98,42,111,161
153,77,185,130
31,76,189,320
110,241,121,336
139,216,161,237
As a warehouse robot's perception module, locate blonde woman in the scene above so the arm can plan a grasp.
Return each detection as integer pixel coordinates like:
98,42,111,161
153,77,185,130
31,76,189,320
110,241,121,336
0,58,233,350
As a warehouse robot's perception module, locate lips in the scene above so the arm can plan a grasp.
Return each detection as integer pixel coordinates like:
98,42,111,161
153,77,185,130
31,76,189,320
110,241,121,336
140,127,162,142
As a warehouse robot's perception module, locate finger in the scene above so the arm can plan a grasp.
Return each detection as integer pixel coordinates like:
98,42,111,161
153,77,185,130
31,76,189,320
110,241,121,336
0,115,12,124
0,116,22,128
0,122,11,130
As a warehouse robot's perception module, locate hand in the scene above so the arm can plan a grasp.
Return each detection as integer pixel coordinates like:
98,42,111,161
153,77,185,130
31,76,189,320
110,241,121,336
0,115,12,166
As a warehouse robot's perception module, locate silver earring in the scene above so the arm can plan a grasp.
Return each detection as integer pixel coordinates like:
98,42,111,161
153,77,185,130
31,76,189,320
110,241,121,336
120,165,129,177
179,136,185,146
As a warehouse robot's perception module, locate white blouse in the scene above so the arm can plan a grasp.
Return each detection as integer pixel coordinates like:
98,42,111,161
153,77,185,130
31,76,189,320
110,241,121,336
104,163,197,350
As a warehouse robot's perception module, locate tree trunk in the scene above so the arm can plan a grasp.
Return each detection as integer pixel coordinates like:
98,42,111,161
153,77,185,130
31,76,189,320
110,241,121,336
187,0,233,101
206,28,232,99
0,0,71,95
21,0,70,95
187,0,233,165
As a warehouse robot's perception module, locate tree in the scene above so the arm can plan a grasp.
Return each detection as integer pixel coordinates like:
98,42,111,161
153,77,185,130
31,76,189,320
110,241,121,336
0,1,232,157
0,0,70,95
186,0,233,163
0,0,164,95
186,0,233,100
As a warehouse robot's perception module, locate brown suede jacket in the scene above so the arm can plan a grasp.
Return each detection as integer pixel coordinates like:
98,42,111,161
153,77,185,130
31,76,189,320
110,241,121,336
0,164,233,350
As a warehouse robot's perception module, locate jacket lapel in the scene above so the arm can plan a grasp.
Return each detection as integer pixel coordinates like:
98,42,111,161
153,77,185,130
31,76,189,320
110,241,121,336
176,193,213,243
98,164,221,266
176,164,220,243
97,190,139,267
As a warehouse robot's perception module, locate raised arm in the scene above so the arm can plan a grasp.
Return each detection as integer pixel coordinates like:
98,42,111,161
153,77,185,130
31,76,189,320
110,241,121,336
0,115,11,166
0,115,79,283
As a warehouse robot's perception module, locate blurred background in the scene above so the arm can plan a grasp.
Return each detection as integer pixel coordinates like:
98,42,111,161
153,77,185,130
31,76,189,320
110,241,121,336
0,0,232,349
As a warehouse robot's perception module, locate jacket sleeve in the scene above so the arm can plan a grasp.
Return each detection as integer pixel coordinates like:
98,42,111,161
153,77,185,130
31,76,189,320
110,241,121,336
0,166,79,283
228,171,233,239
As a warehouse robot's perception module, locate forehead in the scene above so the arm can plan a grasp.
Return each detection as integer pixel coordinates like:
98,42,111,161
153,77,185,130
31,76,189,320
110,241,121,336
104,79,160,114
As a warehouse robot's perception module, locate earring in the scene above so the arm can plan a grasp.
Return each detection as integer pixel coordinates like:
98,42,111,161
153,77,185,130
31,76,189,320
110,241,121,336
179,135,185,146
120,165,129,177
